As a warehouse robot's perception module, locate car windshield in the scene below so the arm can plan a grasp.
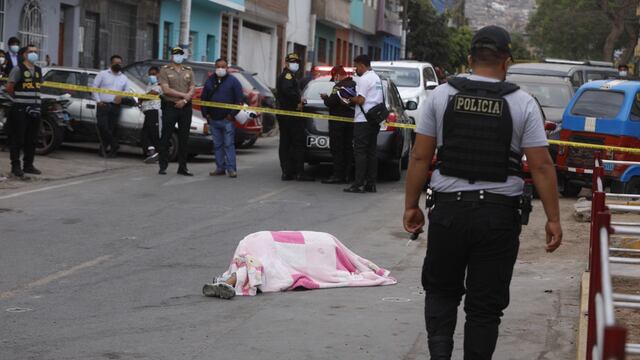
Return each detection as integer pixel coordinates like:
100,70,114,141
571,90,624,119
372,67,420,87
517,83,572,108
303,81,334,101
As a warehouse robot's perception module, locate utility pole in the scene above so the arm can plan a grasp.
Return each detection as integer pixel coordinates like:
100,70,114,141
400,0,409,59
179,0,192,58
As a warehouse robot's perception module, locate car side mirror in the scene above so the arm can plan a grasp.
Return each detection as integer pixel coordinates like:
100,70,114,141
405,101,418,111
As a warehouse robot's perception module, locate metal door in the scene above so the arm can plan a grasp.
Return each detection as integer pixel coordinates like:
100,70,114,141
108,2,135,64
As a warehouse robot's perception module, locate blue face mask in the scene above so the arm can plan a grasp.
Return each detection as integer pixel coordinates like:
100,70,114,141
148,75,158,84
27,52,38,63
173,54,184,64
10,45,19,53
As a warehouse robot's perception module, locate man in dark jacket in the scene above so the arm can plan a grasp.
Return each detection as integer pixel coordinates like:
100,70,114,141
5,37,21,76
201,58,244,178
276,52,314,181
321,66,356,184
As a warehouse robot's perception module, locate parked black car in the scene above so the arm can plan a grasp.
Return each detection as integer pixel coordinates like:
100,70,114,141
301,76,416,181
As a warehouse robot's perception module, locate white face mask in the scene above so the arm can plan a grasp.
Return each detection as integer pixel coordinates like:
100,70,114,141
620,71,628,77
288,62,299,72
173,54,185,64
0,57,5,65
215,68,227,78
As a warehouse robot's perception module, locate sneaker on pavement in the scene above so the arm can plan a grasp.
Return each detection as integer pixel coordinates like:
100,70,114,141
209,169,226,176
227,170,237,178
144,152,159,164
23,166,41,175
11,167,24,177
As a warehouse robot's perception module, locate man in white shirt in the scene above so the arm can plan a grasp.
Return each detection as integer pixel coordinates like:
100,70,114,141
92,54,129,157
344,54,383,194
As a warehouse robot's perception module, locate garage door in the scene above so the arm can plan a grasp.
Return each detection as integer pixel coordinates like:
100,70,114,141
239,24,275,88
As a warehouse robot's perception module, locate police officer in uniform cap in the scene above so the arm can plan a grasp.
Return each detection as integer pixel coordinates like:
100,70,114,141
403,26,563,359
157,47,196,176
5,44,43,177
276,52,314,181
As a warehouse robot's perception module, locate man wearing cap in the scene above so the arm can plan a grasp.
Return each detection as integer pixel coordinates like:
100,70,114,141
157,47,195,176
403,26,562,359
276,52,314,181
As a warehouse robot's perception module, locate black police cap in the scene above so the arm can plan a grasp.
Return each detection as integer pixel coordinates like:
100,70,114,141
471,25,512,56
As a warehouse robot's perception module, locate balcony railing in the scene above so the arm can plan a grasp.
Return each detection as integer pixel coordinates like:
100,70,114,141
312,0,351,29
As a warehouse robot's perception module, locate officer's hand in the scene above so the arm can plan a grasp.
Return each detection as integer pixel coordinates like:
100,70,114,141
545,220,562,253
403,207,425,235
175,99,186,109
320,93,328,100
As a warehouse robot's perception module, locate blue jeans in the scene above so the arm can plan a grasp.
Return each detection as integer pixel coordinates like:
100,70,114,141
209,119,236,171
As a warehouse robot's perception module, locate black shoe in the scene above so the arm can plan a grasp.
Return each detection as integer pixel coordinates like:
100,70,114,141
343,184,365,193
158,168,167,175
322,176,347,184
11,167,24,177
177,169,193,176
281,174,295,181
23,166,42,175
295,174,315,182
107,152,118,158
364,184,377,193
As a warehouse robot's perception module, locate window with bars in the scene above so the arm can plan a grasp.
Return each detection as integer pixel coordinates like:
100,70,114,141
19,0,46,55
0,0,5,46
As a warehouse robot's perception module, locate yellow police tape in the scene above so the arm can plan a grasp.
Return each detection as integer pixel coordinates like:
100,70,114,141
5,78,640,154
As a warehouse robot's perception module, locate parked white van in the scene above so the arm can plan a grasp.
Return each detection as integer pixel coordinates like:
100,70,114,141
371,61,439,122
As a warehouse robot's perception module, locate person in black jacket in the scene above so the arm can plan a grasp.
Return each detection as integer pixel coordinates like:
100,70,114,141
320,66,356,184
5,37,21,77
276,52,314,181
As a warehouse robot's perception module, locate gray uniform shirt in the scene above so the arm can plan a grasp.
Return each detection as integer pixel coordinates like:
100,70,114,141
8,63,34,83
416,74,548,196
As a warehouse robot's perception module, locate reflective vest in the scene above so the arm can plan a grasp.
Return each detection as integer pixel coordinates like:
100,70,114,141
436,77,521,183
13,63,42,106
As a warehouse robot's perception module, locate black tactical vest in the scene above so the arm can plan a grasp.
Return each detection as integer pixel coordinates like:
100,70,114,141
436,77,522,183
13,63,42,107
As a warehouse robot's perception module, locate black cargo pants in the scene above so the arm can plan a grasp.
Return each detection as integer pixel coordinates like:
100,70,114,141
423,200,521,360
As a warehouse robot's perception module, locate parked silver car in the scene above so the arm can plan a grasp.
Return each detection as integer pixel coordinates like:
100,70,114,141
39,67,212,160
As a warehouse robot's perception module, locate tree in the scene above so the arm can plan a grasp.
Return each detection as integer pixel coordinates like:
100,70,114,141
448,26,473,69
406,0,451,68
527,0,638,62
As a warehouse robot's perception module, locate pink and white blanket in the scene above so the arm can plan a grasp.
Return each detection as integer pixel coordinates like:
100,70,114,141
219,231,397,296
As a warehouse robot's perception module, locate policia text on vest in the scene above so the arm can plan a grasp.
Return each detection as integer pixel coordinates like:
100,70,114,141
453,95,503,116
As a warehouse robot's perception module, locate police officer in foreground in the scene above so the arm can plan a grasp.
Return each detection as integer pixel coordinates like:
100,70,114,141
157,47,195,176
403,26,562,359
276,53,314,181
5,45,43,177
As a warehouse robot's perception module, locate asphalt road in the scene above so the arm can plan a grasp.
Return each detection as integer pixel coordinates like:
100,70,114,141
0,137,586,360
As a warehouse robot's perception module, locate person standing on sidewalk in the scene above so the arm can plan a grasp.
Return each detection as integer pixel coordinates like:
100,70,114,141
201,58,243,178
344,55,382,194
92,54,129,158
276,52,314,182
157,47,195,176
140,66,162,163
5,37,21,76
320,65,355,184
5,45,43,177
403,26,563,360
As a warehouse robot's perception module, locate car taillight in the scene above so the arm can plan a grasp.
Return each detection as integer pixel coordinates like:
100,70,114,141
381,112,397,131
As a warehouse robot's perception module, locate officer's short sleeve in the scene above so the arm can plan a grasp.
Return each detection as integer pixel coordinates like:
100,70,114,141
521,96,549,148
415,86,440,138
8,67,21,83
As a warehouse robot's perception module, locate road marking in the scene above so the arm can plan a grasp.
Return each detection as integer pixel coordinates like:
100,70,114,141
161,177,209,186
0,175,118,200
0,255,112,300
247,187,290,203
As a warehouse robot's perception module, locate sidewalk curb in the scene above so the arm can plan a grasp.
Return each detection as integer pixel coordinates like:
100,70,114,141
576,271,590,360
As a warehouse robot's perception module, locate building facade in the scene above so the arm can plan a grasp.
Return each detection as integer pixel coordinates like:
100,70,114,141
1,0,82,67
285,0,312,72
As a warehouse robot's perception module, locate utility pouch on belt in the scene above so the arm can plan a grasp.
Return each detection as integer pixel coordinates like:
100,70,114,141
424,186,435,209
519,183,533,225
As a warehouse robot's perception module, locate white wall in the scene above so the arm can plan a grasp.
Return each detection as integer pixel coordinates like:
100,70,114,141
285,0,311,49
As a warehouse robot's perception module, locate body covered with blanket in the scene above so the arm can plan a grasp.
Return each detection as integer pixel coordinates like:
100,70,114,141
210,231,397,297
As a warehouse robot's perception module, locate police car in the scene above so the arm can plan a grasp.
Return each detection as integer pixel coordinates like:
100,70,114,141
301,76,415,181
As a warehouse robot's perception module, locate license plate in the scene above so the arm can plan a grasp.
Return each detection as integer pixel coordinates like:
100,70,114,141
306,135,329,149
604,162,614,171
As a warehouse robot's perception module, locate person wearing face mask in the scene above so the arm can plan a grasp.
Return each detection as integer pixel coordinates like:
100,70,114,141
320,66,356,184
403,26,562,360
5,45,43,177
200,58,244,178
139,66,162,163
5,37,21,76
157,47,196,176
0,50,9,77
92,54,130,158
276,52,314,182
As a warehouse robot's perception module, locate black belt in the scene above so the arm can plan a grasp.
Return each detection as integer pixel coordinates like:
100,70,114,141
434,190,520,208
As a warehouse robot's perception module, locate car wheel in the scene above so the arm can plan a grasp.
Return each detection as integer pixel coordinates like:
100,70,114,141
236,138,257,149
168,132,179,162
561,180,582,198
385,159,402,181
36,116,64,155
